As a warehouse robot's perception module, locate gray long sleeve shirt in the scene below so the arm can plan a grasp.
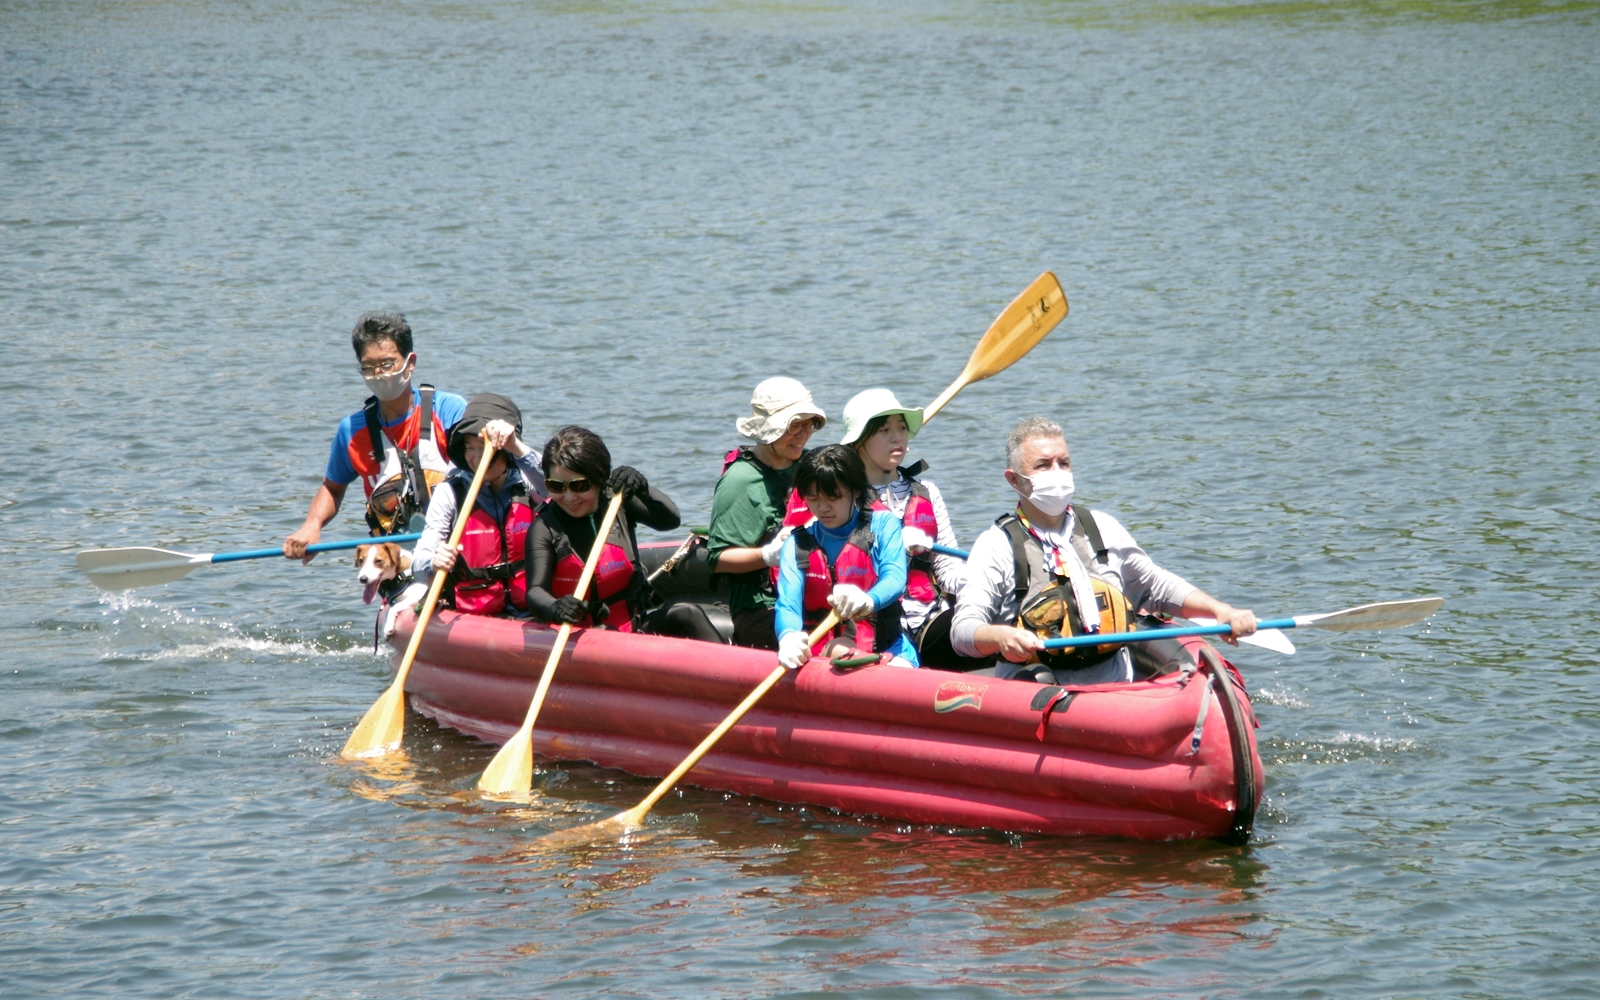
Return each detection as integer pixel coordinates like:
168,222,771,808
949,508,1196,659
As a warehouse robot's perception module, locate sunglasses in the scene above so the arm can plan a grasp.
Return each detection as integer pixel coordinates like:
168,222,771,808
546,477,594,495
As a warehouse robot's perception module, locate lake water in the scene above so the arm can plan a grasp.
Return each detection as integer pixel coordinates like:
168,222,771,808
3,1,1598,996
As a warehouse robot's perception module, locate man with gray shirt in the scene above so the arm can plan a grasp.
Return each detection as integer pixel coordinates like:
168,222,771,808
950,416,1257,684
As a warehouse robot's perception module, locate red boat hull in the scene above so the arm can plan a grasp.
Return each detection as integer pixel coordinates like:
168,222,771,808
390,608,1263,842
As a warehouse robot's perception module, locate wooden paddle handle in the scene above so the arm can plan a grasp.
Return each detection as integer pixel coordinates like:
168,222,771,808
391,437,499,687
514,492,627,727
620,612,840,823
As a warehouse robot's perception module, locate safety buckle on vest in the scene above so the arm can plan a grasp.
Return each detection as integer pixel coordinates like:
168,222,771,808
1032,686,1077,742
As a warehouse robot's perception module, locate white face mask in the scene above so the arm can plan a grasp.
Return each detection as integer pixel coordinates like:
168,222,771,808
1015,468,1074,517
362,358,413,402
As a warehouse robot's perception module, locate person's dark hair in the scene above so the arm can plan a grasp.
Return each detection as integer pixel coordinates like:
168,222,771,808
541,425,612,488
794,445,874,512
351,312,413,359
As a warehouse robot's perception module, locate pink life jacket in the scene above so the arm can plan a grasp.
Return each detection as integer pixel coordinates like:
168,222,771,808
448,481,535,616
792,507,903,655
551,526,639,632
899,480,940,604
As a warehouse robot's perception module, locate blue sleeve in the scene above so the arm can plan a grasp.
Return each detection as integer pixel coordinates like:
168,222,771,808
434,391,467,430
774,536,806,639
868,510,907,611
323,414,360,486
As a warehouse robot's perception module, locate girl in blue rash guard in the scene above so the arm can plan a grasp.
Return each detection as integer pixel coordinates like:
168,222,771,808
775,445,917,671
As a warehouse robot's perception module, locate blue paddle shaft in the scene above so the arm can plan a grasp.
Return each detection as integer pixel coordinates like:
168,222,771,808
210,533,422,564
930,543,969,559
1041,617,1300,649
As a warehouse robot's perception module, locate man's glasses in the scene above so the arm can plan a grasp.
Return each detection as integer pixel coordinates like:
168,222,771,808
546,478,594,495
357,357,409,377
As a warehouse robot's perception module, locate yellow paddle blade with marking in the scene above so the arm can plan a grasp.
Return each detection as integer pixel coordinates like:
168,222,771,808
924,271,1068,422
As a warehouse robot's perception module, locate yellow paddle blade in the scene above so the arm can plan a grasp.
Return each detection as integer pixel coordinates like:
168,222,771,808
475,494,626,797
341,438,500,760
924,271,1068,422
341,681,405,757
477,727,535,796
963,270,1067,383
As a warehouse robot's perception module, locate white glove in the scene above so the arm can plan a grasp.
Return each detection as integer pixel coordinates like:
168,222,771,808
778,631,812,671
760,525,796,568
902,526,934,556
827,583,875,621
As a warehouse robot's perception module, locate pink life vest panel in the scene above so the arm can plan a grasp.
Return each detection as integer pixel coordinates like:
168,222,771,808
552,532,638,633
900,482,940,604
450,487,535,616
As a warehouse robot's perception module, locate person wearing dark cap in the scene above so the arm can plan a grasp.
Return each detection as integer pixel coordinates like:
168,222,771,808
283,313,467,562
413,393,550,617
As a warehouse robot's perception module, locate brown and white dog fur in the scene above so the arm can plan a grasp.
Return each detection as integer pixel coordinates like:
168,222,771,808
355,542,412,605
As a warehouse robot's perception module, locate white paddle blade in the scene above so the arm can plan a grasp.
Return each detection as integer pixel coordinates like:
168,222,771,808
76,547,212,590
1294,597,1444,632
1184,618,1296,655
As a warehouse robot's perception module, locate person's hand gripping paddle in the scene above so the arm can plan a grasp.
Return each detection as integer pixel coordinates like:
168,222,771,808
475,491,628,796
341,439,497,758
537,272,1069,843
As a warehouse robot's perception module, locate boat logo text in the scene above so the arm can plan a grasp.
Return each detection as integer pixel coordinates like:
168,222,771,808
934,680,987,713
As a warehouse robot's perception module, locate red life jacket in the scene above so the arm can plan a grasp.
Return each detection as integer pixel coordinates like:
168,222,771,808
351,386,451,499
899,479,940,604
720,446,812,590
792,508,903,655
550,515,640,632
448,480,536,616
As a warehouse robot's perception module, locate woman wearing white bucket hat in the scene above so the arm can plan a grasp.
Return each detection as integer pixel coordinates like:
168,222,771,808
706,377,827,649
839,388,969,667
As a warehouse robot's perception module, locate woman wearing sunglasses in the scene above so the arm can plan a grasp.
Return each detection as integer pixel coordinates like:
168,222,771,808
523,425,680,632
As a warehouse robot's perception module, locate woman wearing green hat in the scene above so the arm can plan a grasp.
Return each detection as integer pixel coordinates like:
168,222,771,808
839,388,969,668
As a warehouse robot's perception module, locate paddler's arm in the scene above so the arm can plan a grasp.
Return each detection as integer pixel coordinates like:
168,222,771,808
412,480,457,579
283,478,347,564
1177,590,1257,646
705,467,773,576
1095,509,1258,645
951,527,1043,663
521,516,566,624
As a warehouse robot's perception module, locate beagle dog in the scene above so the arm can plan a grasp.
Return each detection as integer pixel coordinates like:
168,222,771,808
355,541,413,605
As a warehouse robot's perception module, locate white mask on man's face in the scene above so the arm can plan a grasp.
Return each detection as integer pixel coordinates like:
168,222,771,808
1014,468,1075,517
362,357,413,402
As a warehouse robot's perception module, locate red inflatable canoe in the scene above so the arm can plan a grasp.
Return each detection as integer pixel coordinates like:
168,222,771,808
387,577,1264,843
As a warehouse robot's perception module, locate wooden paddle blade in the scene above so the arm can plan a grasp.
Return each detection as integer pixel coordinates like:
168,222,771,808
530,813,633,850
76,547,209,590
477,728,534,795
923,272,1068,422
1295,597,1444,632
962,270,1068,384
341,682,406,757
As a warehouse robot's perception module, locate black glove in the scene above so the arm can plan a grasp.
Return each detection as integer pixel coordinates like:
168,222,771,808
550,596,588,625
549,596,610,626
607,465,648,499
